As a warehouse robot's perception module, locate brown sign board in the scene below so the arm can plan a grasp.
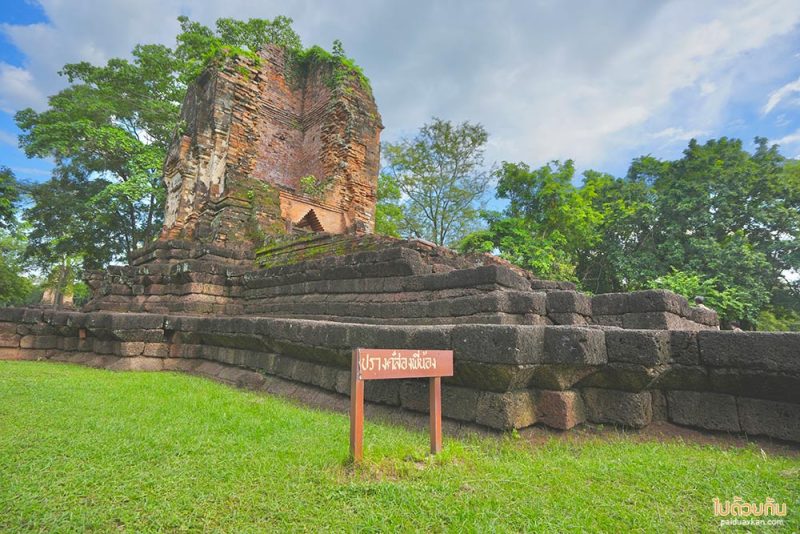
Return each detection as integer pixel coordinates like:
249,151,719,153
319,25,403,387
350,348,454,461
355,348,454,380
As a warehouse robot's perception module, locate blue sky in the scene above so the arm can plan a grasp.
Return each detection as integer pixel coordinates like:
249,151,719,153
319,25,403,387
1,0,800,187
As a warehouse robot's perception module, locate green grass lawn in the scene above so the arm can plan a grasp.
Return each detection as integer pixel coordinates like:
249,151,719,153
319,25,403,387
1,361,797,532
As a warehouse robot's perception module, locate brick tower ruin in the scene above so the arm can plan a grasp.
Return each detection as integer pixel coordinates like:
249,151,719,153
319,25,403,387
161,45,383,245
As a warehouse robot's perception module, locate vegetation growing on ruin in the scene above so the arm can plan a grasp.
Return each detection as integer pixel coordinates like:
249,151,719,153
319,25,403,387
287,41,373,95
2,362,798,532
175,16,372,95
254,234,383,269
236,178,283,245
298,174,333,199
175,16,302,84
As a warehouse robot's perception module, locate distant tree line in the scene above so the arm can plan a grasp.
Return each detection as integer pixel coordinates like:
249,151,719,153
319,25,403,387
380,122,799,330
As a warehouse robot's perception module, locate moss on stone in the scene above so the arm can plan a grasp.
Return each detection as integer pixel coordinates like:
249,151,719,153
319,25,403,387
284,45,372,97
255,234,377,269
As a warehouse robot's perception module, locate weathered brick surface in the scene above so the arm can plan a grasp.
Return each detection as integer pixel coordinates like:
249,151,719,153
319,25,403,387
605,330,669,366
0,307,798,440
452,325,545,364
708,368,800,404
543,327,606,365
628,290,689,314
546,291,591,316
534,390,586,430
591,293,629,316
435,386,477,423
582,388,652,428
364,380,400,406
476,390,536,430
737,397,800,442
593,290,718,331
529,366,598,390
668,331,700,365
666,391,740,432
650,390,668,421
622,312,690,330
654,365,710,391
548,313,588,326
0,333,20,347
578,363,666,391
449,361,536,392
699,331,800,373
161,45,382,244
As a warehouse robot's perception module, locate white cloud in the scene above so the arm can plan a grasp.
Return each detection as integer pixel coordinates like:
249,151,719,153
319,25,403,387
0,129,18,147
476,0,800,166
700,82,717,96
651,127,708,141
0,0,799,171
772,130,800,146
0,62,45,113
763,76,800,114
775,114,791,127
11,166,51,177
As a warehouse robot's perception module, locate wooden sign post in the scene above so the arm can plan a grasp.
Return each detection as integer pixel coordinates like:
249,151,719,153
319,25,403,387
350,348,454,461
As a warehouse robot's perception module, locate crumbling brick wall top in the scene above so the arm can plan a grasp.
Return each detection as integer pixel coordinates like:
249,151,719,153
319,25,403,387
161,45,383,244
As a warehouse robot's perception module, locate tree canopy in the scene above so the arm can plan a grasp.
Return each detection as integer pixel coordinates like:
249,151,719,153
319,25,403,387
382,118,491,246
458,137,800,327
0,168,33,305
0,167,20,229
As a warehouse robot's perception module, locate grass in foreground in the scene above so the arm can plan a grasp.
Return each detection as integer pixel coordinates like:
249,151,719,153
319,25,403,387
0,361,798,532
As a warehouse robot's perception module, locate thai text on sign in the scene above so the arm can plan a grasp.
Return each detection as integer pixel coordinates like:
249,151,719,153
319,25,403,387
355,348,454,380
350,347,454,461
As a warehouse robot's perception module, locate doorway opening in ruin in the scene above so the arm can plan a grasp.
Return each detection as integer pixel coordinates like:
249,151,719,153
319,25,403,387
295,209,325,232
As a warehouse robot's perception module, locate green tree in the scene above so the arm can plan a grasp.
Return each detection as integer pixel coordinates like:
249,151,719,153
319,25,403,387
15,43,181,260
0,228,33,306
575,169,658,293
382,118,491,246
469,137,798,325
460,213,578,280
461,160,602,281
756,307,800,331
23,172,121,303
0,167,20,229
374,173,404,238
642,138,797,324
647,269,749,324
0,168,34,305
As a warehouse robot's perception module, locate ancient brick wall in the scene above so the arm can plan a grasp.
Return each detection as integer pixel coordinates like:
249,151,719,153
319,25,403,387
161,46,382,244
2,308,797,442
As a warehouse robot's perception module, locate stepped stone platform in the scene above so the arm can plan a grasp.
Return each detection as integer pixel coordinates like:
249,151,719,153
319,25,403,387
83,234,718,329
3,42,797,446
4,233,798,444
